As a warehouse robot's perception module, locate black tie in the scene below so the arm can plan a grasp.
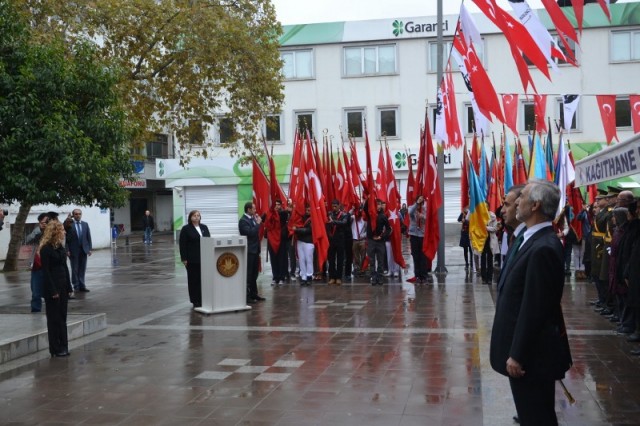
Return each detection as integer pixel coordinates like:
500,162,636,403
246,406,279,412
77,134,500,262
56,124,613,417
504,232,524,268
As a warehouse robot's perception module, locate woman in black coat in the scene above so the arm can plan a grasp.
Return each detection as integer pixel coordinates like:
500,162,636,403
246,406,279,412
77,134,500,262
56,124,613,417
39,221,73,357
179,210,211,308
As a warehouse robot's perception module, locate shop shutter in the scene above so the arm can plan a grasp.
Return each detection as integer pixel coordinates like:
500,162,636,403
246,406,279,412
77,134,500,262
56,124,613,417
185,186,239,236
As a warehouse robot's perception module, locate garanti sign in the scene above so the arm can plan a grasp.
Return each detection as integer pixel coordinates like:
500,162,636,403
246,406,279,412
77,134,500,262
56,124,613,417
392,19,450,37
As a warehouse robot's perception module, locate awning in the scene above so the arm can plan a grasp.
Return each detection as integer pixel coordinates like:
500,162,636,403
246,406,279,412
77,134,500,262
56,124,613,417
574,133,640,187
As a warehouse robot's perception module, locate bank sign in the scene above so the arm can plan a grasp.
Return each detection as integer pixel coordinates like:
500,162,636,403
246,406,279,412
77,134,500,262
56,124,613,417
392,19,450,37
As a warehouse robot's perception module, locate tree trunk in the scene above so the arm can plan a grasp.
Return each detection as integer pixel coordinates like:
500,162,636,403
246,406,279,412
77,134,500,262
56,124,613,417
2,203,32,272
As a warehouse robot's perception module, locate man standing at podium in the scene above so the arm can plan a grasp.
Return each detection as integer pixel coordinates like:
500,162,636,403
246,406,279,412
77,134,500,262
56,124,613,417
239,202,266,304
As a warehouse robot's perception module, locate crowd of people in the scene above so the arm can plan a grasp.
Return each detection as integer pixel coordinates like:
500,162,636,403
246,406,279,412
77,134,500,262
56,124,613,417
236,195,435,296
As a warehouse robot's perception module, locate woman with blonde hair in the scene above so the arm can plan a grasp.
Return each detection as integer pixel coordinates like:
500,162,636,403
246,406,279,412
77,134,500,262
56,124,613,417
39,221,73,357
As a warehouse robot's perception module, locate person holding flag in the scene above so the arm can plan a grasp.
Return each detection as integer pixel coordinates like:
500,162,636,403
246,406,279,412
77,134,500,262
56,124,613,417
407,195,430,284
292,204,314,286
326,200,349,286
365,198,391,286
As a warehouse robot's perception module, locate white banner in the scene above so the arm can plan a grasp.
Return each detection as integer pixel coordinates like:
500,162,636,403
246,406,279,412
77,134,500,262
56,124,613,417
574,134,640,186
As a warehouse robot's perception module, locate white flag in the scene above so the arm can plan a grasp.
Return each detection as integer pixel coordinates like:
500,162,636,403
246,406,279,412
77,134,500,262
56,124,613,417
562,94,580,132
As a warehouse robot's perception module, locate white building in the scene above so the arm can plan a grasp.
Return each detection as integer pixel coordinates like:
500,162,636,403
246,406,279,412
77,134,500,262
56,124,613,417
158,3,640,237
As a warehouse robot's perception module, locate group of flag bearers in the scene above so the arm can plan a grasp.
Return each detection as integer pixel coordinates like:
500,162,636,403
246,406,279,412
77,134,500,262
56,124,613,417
252,114,441,287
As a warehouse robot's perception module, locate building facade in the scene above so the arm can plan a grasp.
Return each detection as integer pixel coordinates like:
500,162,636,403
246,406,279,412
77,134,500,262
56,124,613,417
159,3,640,237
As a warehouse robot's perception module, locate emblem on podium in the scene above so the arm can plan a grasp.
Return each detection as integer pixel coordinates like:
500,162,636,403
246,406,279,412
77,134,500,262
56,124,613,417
217,252,239,277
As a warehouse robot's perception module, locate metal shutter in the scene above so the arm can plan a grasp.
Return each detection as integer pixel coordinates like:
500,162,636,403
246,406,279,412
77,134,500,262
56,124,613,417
185,186,239,236
443,177,462,223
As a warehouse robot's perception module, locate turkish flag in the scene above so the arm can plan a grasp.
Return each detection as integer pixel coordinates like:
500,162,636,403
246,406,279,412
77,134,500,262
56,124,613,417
375,147,388,203
288,131,302,202
541,0,578,43
534,95,548,133
571,0,584,33
304,141,329,268
502,94,519,135
630,95,640,134
453,30,504,123
445,69,464,148
596,95,619,144
406,155,416,206
252,159,270,217
597,0,611,21
422,115,441,262
460,143,470,210
384,146,406,268
364,130,378,225
513,138,528,186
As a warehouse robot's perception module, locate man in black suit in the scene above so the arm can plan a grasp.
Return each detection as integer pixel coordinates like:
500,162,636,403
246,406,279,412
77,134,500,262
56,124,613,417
239,202,266,304
490,179,572,426
66,209,92,292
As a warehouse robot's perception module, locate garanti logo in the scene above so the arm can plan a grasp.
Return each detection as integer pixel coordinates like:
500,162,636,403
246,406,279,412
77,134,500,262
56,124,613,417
394,152,407,168
392,20,403,37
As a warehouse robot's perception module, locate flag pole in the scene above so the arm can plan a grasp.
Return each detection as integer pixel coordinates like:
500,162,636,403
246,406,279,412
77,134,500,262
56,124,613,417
435,0,447,275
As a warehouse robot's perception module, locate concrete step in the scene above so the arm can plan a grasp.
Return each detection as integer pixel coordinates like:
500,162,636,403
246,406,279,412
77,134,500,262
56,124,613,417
0,313,106,364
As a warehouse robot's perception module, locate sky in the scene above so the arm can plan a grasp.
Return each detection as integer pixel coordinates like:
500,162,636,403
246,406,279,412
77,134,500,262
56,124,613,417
271,0,632,25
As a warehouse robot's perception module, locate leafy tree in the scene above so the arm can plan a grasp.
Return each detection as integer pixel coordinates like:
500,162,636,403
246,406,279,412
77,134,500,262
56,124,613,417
15,0,285,163
0,0,135,271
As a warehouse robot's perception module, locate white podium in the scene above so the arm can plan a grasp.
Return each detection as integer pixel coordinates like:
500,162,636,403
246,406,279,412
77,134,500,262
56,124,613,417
196,235,251,314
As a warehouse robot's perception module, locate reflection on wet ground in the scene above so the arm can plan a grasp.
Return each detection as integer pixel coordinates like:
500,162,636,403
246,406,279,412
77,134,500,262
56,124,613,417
1,235,639,425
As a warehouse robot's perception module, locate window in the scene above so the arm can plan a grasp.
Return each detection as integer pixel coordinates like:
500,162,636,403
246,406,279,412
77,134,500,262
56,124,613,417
188,120,205,147
216,117,235,145
146,134,169,160
378,107,398,138
429,39,485,73
524,34,578,66
556,98,578,131
264,114,283,143
344,108,365,139
523,102,535,133
611,30,640,62
464,104,475,135
344,44,396,76
295,111,315,139
555,35,578,65
281,50,314,79
616,98,632,128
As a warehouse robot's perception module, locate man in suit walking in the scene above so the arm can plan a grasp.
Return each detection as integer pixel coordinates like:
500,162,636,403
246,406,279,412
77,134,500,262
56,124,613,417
66,209,92,292
239,202,266,304
490,180,572,426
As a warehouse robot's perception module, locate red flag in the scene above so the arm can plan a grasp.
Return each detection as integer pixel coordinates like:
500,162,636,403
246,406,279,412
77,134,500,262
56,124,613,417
513,138,528,186
534,95,548,133
266,156,282,253
596,95,619,144
288,131,302,201
502,94,519,136
541,0,579,44
422,115,441,261
470,133,480,174
364,129,378,225
472,0,551,82
406,153,416,206
384,145,406,268
415,114,427,194
341,144,360,208
567,150,584,242
304,140,329,268
375,146,388,203
444,69,465,148
350,138,364,190
587,184,598,204
252,158,270,217
461,144,470,210
453,29,504,123
571,0,584,33
630,95,640,134
487,145,500,213
597,0,611,21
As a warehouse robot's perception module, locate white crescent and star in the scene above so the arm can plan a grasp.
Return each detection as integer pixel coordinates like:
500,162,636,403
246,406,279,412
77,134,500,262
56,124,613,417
602,103,612,114
633,101,640,113
504,94,514,104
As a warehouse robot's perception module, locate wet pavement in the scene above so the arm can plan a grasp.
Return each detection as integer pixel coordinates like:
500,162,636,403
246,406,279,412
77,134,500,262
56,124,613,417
1,235,639,425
